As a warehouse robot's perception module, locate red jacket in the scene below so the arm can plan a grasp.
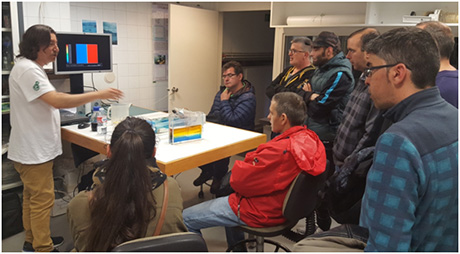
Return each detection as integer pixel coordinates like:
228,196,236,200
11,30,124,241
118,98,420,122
228,126,326,227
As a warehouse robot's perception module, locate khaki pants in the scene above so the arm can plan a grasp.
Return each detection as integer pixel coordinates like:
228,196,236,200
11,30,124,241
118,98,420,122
15,161,55,252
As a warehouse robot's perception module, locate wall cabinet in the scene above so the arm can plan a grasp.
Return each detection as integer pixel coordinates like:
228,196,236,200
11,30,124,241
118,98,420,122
269,2,458,77
270,2,458,30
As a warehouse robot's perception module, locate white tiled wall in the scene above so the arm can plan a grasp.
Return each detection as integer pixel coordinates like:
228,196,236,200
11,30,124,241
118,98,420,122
22,2,164,110
22,2,71,31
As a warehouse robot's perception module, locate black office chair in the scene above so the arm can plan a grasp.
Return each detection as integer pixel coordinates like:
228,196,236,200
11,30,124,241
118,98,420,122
112,232,208,252
198,181,212,199
226,170,327,252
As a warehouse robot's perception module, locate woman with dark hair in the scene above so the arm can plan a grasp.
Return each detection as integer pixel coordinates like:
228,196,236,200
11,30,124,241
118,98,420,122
67,117,187,251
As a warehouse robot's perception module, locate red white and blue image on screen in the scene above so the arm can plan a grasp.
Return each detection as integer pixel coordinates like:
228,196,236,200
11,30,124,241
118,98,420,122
66,44,99,64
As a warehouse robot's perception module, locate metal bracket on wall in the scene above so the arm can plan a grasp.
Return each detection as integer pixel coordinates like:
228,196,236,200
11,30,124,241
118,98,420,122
168,87,179,94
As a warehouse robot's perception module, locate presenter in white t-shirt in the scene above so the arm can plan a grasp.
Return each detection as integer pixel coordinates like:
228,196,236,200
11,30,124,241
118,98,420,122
8,24,123,252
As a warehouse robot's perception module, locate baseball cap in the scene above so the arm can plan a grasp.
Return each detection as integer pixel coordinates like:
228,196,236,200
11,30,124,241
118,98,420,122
313,31,341,49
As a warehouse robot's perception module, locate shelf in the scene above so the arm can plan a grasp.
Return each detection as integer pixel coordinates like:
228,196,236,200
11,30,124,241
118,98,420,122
2,181,22,191
1,2,16,194
270,23,459,29
270,2,458,31
2,143,7,155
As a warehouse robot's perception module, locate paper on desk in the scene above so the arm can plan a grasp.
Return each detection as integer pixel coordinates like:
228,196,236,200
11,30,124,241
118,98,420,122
136,112,169,119
60,107,77,114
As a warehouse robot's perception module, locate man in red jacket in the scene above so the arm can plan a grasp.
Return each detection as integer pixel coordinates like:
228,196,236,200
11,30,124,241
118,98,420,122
183,92,326,249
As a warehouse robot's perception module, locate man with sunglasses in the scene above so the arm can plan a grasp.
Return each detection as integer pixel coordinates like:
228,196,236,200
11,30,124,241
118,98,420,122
360,27,458,251
266,37,316,100
193,61,256,195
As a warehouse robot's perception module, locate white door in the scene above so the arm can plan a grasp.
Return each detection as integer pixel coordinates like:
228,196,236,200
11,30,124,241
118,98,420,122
169,4,221,113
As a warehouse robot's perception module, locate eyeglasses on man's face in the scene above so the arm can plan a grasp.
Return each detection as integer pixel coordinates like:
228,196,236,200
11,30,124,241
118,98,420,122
289,49,306,55
363,63,411,79
222,73,237,79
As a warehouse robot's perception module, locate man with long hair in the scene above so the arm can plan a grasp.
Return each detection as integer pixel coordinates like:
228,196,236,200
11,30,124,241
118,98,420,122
8,24,122,252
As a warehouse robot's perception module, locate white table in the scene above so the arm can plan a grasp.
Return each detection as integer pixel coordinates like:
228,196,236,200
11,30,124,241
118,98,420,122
61,120,266,175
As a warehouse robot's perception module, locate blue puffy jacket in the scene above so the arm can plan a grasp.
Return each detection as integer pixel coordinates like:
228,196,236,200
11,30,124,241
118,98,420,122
206,80,256,130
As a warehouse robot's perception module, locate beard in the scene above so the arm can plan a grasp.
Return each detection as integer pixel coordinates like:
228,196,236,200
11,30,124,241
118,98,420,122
313,50,330,67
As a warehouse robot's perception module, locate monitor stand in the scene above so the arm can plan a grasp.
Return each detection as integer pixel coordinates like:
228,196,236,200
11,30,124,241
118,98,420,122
69,73,85,115
69,74,84,94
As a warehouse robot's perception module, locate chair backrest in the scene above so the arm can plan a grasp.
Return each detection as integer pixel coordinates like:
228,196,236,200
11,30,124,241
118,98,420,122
282,170,327,223
112,232,208,252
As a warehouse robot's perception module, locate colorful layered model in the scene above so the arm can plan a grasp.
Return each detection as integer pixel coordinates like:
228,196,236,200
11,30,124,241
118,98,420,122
168,108,205,144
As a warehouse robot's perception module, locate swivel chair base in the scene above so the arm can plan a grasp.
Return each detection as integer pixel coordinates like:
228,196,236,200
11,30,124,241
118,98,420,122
226,237,291,252
198,182,211,199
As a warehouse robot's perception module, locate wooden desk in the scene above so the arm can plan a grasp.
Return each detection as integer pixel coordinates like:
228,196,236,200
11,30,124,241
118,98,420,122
61,120,266,176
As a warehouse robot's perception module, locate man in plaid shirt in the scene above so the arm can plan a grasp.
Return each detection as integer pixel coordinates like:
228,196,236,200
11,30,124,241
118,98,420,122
360,27,458,251
332,28,380,170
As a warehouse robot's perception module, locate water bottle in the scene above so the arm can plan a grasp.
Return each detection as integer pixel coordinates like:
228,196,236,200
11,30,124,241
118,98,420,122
97,107,107,135
91,106,100,132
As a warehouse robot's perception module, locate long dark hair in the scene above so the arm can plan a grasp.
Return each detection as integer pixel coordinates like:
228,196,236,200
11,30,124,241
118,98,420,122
86,117,156,251
18,24,56,60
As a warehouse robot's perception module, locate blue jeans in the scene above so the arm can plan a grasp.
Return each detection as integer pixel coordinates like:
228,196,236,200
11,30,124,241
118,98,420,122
183,196,246,247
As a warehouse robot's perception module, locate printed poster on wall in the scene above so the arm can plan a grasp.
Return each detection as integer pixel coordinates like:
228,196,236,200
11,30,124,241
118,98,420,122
152,3,169,81
103,22,118,45
82,20,97,33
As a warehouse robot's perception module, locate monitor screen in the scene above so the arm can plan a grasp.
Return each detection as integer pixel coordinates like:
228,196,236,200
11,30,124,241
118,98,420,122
54,32,112,75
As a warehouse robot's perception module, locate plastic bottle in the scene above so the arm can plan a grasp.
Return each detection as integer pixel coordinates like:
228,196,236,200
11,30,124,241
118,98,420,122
97,107,107,135
91,106,100,132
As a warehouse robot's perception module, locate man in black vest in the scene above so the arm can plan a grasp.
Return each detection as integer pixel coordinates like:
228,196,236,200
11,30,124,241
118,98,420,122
302,31,354,231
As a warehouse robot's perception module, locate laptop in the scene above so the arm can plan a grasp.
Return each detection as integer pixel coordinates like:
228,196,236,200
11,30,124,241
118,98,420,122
59,109,89,126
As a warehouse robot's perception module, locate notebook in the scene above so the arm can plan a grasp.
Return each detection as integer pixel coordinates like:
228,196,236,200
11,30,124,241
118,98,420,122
59,109,89,126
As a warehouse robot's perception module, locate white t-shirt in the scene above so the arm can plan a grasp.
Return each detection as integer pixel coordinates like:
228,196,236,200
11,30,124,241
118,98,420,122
7,57,62,164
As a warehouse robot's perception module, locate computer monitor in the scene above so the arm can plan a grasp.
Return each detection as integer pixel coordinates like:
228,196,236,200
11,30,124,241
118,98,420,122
54,32,112,74
54,32,113,94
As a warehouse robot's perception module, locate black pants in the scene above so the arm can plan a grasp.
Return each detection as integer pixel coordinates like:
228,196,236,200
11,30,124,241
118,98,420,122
316,140,335,230
199,157,230,180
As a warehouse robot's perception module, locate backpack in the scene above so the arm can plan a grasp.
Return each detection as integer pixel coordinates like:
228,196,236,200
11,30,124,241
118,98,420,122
322,112,392,224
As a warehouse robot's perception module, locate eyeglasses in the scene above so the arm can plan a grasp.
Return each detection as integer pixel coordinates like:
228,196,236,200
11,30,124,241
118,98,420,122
288,49,306,55
222,73,237,79
363,64,399,79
